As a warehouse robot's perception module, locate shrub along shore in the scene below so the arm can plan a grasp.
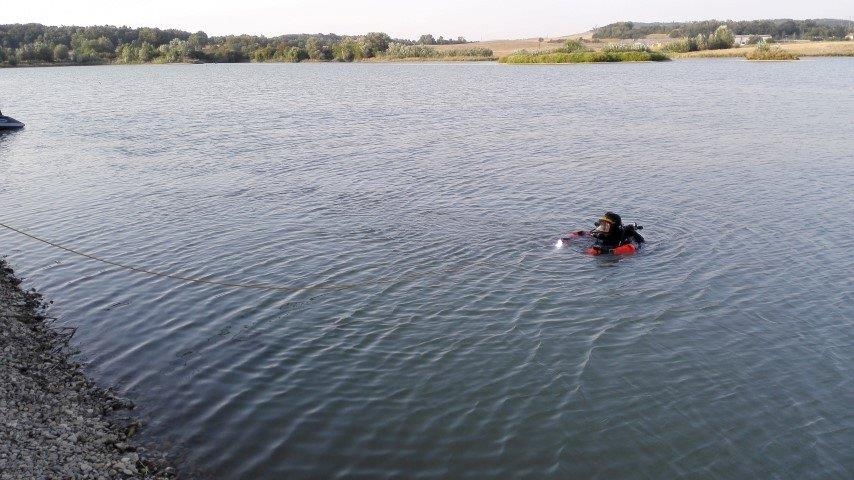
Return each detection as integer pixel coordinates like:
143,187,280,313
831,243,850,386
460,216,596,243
499,39,670,64
0,257,177,479
745,44,799,60
499,50,670,64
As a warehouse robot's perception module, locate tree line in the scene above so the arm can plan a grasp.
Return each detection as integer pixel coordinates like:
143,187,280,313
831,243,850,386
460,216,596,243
0,24,473,66
593,19,853,41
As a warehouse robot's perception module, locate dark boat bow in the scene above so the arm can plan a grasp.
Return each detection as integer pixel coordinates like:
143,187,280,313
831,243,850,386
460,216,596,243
0,115,25,129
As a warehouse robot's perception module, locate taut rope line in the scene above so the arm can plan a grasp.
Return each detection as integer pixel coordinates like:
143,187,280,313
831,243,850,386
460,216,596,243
0,222,350,293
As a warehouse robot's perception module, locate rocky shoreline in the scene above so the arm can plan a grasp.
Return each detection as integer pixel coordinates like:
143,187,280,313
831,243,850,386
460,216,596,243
0,257,177,479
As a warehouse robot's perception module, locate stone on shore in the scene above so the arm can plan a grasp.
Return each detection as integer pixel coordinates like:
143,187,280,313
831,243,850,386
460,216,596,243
0,258,176,479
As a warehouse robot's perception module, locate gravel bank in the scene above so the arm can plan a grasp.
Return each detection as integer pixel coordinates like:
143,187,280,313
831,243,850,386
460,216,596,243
0,257,177,479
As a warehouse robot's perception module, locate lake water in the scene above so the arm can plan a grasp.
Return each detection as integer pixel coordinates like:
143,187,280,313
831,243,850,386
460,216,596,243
1,59,852,479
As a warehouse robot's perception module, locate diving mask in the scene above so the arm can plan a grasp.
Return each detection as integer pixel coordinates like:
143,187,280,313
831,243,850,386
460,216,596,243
593,218,613,234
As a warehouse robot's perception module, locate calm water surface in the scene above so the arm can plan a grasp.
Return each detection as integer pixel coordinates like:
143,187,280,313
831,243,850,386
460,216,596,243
1,60,852,479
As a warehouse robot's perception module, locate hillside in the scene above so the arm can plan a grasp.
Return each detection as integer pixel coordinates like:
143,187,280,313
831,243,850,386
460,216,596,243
433,33,595,58
436,19,853,59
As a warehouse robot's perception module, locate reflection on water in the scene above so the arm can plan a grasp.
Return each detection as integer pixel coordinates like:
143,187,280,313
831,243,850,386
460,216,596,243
1,59,853,478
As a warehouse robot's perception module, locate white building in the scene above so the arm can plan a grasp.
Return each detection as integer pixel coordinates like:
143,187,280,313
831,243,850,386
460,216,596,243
733,34,773,46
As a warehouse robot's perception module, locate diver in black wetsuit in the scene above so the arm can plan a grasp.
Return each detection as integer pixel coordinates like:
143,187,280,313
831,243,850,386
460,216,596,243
589,211,644,253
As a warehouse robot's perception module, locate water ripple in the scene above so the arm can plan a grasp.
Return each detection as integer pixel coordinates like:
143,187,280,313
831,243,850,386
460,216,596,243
1,60,853,479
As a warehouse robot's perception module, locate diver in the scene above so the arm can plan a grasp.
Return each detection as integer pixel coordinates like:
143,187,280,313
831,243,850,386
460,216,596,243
587,211,644,254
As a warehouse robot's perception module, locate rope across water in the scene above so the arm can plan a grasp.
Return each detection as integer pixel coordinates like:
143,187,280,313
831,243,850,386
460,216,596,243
0,222,356,292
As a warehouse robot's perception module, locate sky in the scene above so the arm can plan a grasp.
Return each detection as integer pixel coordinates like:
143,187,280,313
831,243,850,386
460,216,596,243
3,0,852,40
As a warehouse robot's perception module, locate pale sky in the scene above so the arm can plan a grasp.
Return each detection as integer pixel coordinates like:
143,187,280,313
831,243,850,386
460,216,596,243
3,0,852,40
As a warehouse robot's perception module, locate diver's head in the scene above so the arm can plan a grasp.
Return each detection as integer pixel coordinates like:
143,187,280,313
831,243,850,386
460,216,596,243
592,212,622,237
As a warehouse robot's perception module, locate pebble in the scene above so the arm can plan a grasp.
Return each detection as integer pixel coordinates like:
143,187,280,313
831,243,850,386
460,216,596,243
0,258,177,479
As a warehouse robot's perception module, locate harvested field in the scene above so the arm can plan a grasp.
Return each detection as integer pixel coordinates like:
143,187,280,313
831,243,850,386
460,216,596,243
676,41,854,58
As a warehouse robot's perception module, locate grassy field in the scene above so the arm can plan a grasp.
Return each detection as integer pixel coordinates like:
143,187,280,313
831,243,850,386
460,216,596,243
676,41,854,58
433,34,589,58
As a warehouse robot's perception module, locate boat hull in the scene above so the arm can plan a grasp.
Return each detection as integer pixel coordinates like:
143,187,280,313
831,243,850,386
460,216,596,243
0,116,25,129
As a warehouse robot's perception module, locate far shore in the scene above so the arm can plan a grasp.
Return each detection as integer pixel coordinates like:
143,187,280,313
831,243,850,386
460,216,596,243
2,40,852,69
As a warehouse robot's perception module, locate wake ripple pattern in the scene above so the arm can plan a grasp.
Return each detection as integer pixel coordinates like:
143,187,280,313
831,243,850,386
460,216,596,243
1,60,853,479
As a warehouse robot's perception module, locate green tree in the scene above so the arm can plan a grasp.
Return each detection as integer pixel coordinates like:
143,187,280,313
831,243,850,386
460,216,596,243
271,46,308,62
17,41,55,62
138,27,158,44
53,43,69,62
89,36,114,55
116,43,138,63
305,36,320,60
170,38,190,59
362,32,391,57
708,25,734,49
382,43,438,59
292,46,309,62
563,39,587,52
333,38,363,61
188,31,208,49
252,45,274,62
138,42,156,62
318,44,334,61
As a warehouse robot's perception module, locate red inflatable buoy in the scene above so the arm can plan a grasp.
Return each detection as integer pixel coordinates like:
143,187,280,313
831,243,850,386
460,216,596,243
612,243,637,255
585,243,637,256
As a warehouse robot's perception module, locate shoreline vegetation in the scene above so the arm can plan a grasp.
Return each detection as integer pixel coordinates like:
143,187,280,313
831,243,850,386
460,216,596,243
499,40,670,63
0,24,492,67
1,19,851,68
0,257,177,478
745,43,799,60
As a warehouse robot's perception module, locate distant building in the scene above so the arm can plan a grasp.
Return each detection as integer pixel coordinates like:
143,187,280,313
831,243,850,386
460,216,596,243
733,34,773,46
